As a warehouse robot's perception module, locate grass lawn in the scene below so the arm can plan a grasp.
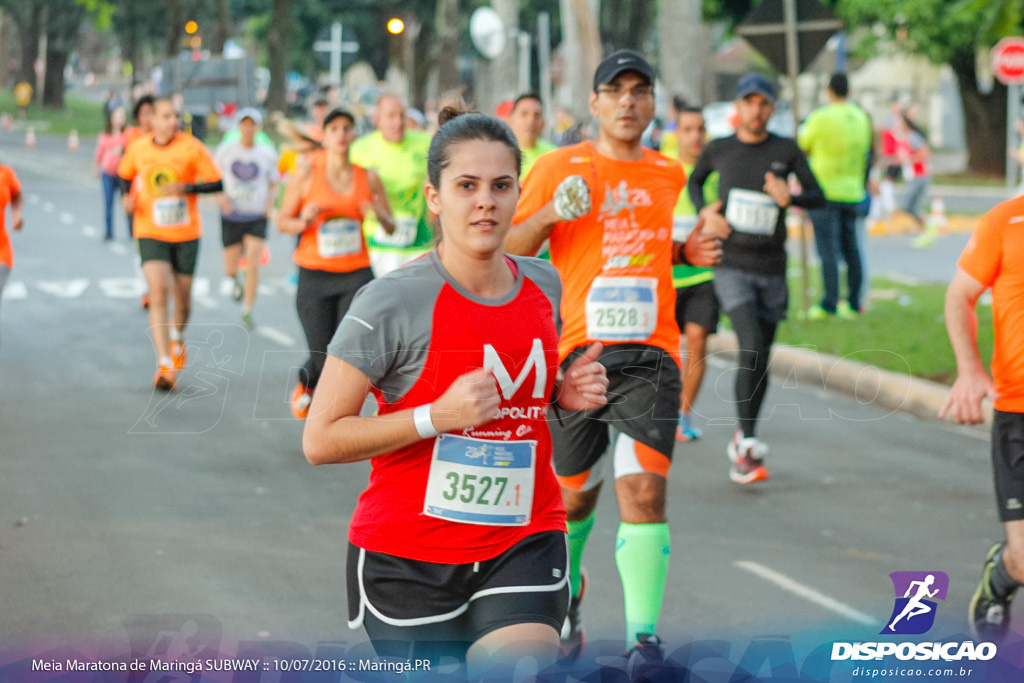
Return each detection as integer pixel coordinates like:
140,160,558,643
0,88,106,137
770,269,994,385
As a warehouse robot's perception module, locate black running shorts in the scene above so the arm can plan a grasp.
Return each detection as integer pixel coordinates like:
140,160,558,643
347,531,569,662
992,410,1024,522
550,344,681,482
138,238,200,275
674,280,720,334
221,216,268,247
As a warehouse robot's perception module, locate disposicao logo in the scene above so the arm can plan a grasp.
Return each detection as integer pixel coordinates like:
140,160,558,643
831,570,998,664
881,571,949,635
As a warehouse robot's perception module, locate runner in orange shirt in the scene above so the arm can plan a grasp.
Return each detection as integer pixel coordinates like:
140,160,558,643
941,197,1024,642
277,108,394,419
0,163,23,347
507,50,723,670
118,97,223,390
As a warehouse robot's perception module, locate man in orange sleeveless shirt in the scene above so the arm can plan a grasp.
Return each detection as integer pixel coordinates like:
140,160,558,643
508,50,723,669
942,197,1024,642
118,97,223,390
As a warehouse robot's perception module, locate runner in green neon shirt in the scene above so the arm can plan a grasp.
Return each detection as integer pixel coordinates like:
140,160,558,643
350,94,434,276
663,102,721,442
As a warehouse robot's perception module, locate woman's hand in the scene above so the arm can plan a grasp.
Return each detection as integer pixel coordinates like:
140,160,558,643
430,368,502,432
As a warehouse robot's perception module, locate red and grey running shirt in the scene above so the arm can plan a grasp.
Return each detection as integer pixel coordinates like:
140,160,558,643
327,250,567,564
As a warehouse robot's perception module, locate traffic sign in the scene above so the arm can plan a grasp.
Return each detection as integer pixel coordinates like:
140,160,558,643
735,0,842,74
992,37,1024,85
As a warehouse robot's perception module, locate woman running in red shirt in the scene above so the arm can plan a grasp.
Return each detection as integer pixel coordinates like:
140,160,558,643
302,107,608,677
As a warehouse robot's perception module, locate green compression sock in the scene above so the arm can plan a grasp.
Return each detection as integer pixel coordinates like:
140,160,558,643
615,522,670,645
566,512,596,598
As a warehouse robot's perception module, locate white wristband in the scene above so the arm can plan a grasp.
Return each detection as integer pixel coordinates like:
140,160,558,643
413,404,438,439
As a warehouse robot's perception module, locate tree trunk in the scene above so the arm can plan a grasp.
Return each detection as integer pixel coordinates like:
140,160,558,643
212,0,230,56
658,0,702,106
41,0,84,109
165,0,184,57
434,0,461,98
411,21,433,110
492,0,519,106
266,0,291,113
42,48,67,108
122,0,142,86
949,49,1006,177
12,4,42,87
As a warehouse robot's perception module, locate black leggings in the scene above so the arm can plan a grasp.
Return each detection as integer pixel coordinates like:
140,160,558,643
726,303,778,439
295,266,373,390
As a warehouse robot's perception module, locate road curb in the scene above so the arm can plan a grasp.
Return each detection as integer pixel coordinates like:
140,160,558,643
706,331,994,426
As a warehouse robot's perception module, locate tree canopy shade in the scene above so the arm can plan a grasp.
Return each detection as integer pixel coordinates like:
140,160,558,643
835,0,1015,175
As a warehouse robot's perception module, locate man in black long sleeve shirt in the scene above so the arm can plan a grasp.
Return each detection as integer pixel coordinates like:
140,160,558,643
687,73,824,485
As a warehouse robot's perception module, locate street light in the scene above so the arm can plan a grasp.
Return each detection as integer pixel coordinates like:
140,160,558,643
387,18,405,35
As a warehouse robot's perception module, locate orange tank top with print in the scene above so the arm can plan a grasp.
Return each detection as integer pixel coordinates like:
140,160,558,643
293,152,372,273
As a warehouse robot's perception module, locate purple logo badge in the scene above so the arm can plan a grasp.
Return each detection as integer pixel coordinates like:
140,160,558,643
881,571,949,635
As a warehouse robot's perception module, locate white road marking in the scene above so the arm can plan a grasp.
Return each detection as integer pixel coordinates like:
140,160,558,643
82,226,99,239
191,277,218,309
97,278,145,298
42,201,54,213
27,193,39,205
257,326,296,347
1,281,27,299
109,242,129,256
734,560,880,626
59,212,74,225
36,279,89,298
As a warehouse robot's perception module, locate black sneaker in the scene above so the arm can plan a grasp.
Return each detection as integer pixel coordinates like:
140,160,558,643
559,569,587,661
624,633,665,681
969,543,1016,641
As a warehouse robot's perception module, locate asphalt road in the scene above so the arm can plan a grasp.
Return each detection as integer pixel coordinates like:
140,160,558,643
0,132,1018,681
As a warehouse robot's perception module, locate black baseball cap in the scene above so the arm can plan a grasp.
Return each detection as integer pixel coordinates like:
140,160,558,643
323,107,355,128
593,50,655,91
735,73,777,102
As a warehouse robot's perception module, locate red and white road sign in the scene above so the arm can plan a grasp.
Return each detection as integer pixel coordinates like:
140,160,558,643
992,37,1024,85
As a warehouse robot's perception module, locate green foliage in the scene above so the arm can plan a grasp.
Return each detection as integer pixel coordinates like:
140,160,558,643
776,270,993,384
77,0,115,31
0,89,106,135
839,0,996,64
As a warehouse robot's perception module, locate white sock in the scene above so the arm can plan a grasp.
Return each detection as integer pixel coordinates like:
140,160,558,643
169,328,182,342
159,355,173,367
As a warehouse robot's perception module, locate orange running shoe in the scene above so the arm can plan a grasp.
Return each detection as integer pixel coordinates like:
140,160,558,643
153,365,176,391
291,383,313,420
141,293,150,309
171,340,187,370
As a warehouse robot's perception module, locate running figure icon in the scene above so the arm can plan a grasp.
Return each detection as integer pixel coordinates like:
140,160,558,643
888,574,939,632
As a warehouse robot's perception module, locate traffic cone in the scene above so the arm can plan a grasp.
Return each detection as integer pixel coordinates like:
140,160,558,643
25,126,35,148
67,129,79,152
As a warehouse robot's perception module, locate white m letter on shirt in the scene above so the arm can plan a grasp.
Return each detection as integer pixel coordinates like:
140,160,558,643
483,339,547,400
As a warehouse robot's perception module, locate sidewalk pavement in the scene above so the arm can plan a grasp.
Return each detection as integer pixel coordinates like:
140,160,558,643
707,331,994,427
